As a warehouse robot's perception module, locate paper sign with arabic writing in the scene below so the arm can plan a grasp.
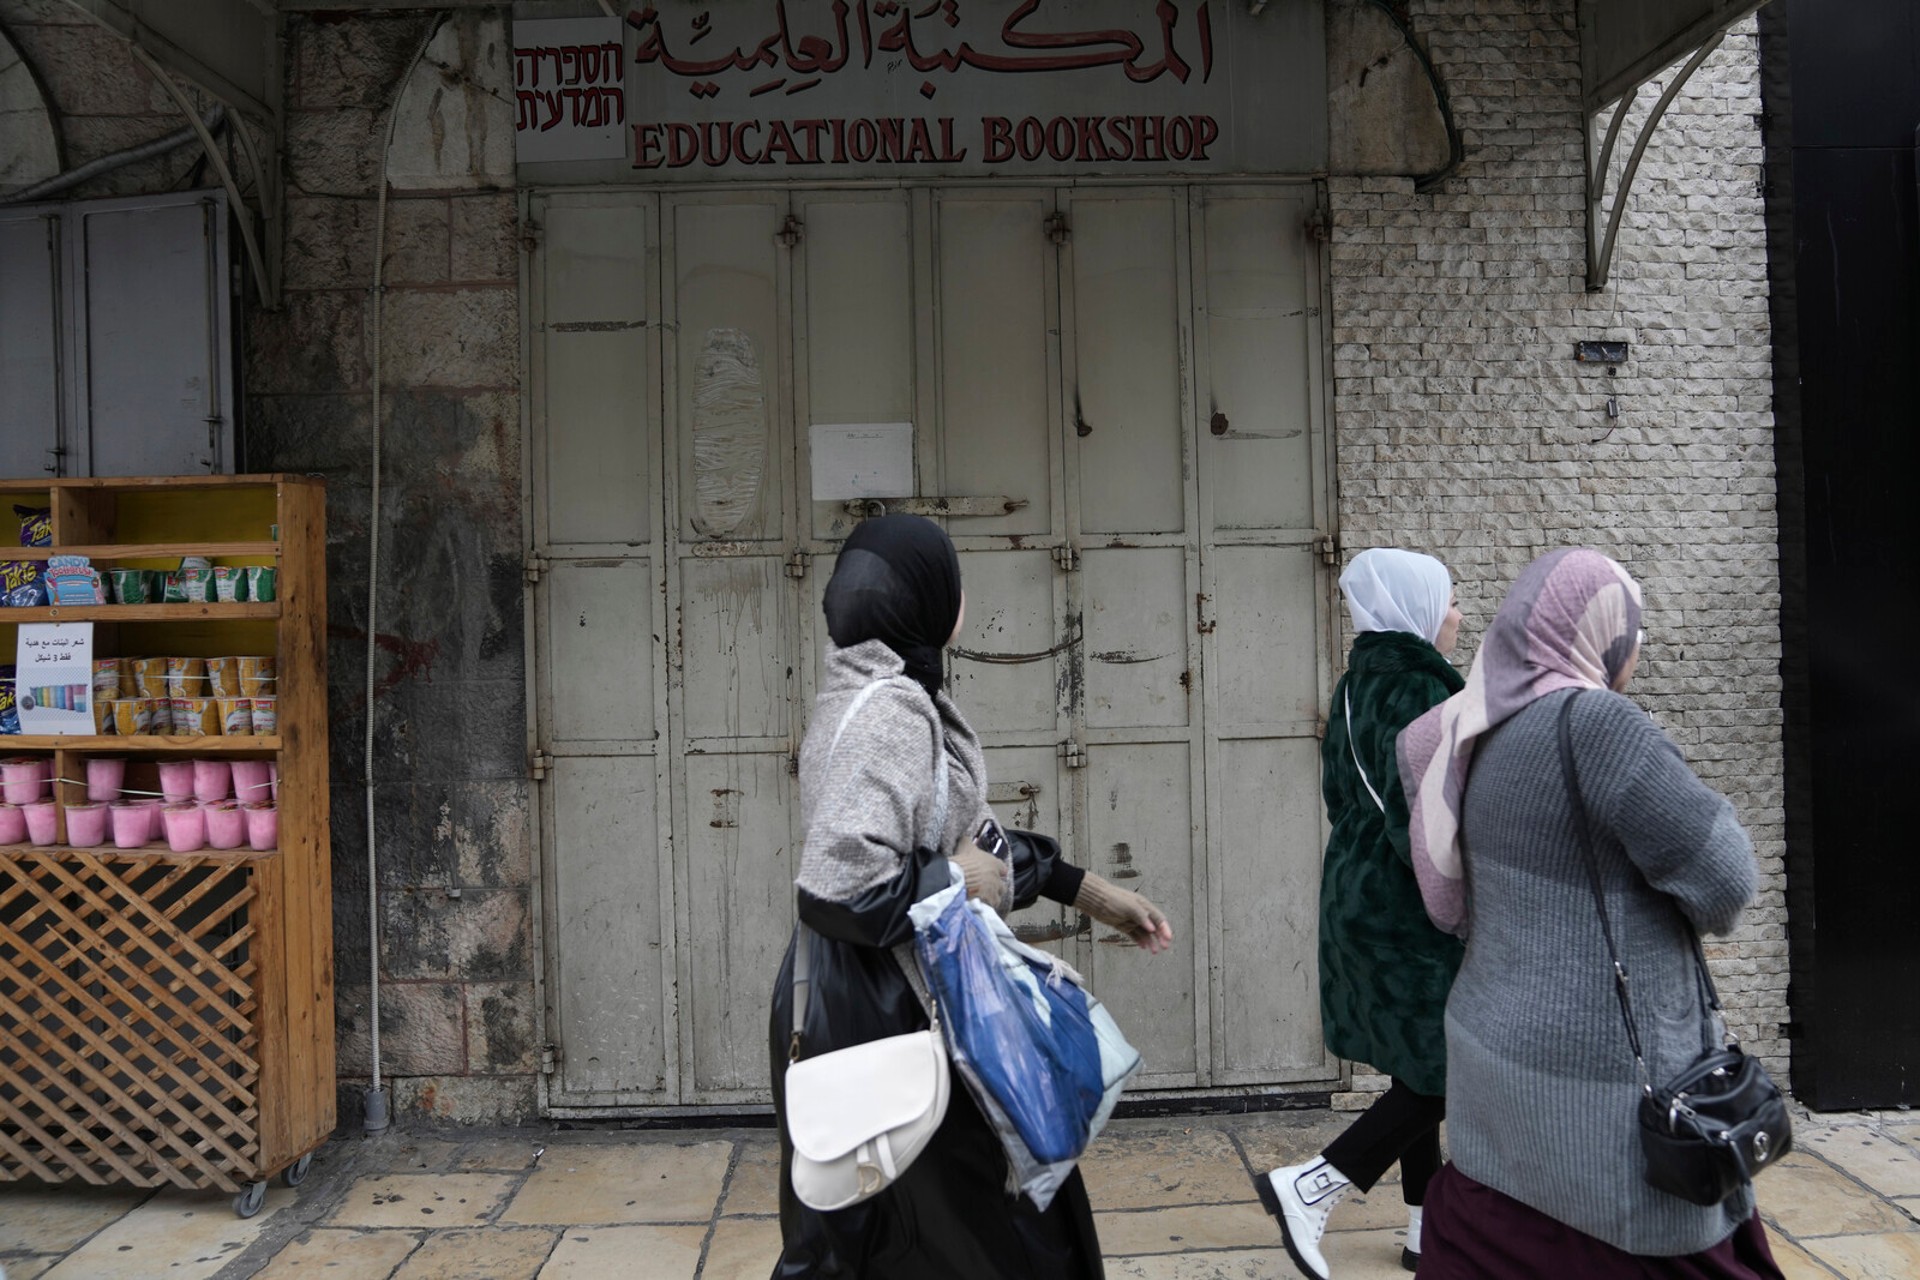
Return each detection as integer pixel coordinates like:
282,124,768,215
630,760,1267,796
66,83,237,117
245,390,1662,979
515,0,1326,180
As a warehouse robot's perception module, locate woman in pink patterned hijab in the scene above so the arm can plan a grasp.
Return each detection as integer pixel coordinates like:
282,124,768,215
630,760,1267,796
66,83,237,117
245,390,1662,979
1396,548,1643,934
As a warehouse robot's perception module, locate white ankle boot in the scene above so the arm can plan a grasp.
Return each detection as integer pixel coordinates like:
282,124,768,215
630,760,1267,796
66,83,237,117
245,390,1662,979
1402,1205,1422,1271
1253,1156,1350,1280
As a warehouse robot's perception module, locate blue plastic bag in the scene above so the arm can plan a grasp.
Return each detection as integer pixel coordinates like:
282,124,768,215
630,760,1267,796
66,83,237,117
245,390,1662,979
912,883,1107,1163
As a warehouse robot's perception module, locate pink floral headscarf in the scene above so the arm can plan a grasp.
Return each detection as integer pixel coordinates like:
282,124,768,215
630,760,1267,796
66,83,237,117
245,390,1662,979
1396,548,1644,935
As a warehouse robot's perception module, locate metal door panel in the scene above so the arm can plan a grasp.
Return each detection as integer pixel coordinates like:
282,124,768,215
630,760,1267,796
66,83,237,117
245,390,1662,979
0,212,59,478
545,559,657,748
1213,736,1331,1082
1081,547,1192,731
535,195,654,548
76,196,230,475
546,756,670,1099
947,549,1061,738
1198,191,1318,532
1206,545,1323,735
683,751,795,1098
978,747,1075,952
669,199,785,543
1081,742,1201,1084
934,194,1055,537
677,555,791,743
1066,193,1185,536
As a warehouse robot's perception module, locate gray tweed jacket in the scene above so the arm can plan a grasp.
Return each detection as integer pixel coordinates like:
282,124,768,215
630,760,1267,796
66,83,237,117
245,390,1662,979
1446,688,1759,1255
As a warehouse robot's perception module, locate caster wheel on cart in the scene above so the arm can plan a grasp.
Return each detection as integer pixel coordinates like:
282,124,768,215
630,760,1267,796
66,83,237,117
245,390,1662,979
282,1153,313,1188
233,1180,267,1218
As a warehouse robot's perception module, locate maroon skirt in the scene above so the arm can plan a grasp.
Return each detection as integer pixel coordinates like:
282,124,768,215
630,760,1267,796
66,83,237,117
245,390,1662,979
1418,1163,1784,1280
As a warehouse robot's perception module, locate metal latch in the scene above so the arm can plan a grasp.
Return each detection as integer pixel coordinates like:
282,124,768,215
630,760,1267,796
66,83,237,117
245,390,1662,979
1057,740,1087,769
524,554,550,585
1315,535,1339,566
1045,212,1070,244
844,496,1028,519
1052,544,1079,572
539,1043,561,1075
784,550,810,579
530,751,554,782
776,214,803,247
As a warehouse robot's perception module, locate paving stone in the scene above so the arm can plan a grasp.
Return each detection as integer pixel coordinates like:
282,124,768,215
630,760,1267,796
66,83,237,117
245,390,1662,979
372,1133,468,1173
1768,1232,1846,1280
390,1226,559,1279
0,1183,149,1253
1,1257,58,1280
1800,1231,1920,1279
1080,1126,1259,1209
1094,1202,1277,1255
718,1140,782,1217
533,1225,705,1279
452,1137,550,1173
252,1227,422,1279
1105,1242,1401,1279
325,1173,519,1229
1800,1127,1920,1200
38,1187,294,1280
1758,1154,1917,1238
500,1141,732,1225
702,1216,784,1279
1320,1226,1418,1279
1229,1111,1360,1173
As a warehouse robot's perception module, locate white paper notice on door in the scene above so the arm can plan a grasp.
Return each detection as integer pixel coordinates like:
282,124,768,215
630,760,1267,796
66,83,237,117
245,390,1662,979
16,622,94,734
810,423,914,500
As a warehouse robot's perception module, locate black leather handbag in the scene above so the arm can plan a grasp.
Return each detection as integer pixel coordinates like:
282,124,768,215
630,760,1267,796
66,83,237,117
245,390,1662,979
1557,694,1791,1208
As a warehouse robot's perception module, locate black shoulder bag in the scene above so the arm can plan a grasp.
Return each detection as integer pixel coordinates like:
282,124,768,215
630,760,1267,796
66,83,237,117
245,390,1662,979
1557,692,1790,1208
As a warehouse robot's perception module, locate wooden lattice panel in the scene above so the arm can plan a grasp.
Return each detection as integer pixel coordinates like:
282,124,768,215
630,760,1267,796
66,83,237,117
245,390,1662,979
0,850,261,1193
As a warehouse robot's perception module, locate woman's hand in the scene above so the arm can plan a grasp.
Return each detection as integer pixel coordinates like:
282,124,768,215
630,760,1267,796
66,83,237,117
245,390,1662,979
1074,873,1175,955
950,838,1013,915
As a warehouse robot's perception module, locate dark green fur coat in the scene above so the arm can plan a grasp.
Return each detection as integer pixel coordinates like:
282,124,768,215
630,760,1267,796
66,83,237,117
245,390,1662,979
1318,629,1465,1097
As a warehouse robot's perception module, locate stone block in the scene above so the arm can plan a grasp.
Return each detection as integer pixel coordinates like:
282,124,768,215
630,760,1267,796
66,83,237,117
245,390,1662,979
381,887,530,982
451,192,521,281
466,981,538,1074
287,106,384,196
246,289,370,395
335,979,467,1075
378,287,519,388
393,1073,538,1125
291,12,439,110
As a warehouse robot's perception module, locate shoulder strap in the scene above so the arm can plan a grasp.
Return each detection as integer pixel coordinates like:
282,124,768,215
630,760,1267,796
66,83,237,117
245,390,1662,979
793,678,950,1049
1344,685,1388,815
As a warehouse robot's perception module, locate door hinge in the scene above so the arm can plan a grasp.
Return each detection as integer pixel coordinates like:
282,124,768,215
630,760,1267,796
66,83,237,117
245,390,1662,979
1305,208,1332,243
776,214,803,247
1315,535,1339,566
520,217,543,253
539,1043,561,1075
1057,740,1087,769
525,554,550,585
1045,211,1070,245
530,751,555,782
784,549,811,579
1052,544,1079,572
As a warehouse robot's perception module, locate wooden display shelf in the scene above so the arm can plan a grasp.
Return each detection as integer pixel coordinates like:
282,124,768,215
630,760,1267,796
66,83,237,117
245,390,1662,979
3,735,283,751
0,603,280,622
0,475,330,1213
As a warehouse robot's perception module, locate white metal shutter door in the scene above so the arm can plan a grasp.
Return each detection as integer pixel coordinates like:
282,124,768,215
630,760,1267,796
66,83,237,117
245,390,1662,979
529,192,676,1107
0,210,60,478
1192,186,1337,1085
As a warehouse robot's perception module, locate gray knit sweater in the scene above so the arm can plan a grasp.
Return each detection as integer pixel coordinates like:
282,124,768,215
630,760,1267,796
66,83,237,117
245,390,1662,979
1446,688,1758,1255
795,639,991,902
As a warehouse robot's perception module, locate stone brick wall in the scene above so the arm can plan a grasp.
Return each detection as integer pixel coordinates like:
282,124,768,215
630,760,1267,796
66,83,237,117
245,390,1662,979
1328,1,1788,1090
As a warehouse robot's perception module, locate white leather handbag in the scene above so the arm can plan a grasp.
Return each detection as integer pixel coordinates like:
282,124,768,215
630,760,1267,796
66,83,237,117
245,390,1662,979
784,678,953,1212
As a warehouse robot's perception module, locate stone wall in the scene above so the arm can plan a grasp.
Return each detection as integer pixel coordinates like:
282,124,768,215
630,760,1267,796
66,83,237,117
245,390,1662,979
1328,1,1788,1088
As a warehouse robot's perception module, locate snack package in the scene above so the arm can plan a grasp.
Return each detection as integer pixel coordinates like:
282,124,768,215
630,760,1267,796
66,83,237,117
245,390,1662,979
212,566,248,603
0,666,17,734
2,506,51,607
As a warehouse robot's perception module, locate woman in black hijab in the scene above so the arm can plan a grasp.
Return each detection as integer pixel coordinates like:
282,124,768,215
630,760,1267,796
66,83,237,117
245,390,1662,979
769,515,1172,1279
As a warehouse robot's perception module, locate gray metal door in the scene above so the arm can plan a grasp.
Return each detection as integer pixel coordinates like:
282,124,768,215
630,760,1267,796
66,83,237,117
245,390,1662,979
530,181,1333,1110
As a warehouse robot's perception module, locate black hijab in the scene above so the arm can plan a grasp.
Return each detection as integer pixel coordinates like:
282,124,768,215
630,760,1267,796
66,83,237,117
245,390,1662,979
822,515,962,697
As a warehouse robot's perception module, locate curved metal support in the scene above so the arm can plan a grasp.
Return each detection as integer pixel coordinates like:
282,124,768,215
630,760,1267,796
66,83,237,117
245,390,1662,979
1585,28,1730,291
1361,0,1466,193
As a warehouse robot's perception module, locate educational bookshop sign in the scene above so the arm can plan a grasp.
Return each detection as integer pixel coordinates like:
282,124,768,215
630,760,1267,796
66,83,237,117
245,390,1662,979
514,0,1326,180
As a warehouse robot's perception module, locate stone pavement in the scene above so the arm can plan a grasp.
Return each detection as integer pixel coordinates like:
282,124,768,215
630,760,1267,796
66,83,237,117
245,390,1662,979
2,1105,1917,1279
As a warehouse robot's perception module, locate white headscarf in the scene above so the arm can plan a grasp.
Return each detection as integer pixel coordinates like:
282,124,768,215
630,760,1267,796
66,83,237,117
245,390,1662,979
1339,548,1452,644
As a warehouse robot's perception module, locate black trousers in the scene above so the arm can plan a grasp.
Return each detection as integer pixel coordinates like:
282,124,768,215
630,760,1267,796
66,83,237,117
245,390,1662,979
1321,1077,1446,1204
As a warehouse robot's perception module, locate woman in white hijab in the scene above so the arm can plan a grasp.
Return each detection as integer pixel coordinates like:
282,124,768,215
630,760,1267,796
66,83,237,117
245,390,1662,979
1254,549,1466,1280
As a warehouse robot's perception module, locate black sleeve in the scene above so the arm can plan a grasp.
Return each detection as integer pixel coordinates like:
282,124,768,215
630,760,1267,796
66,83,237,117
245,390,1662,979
1005,828,1085,910
796,844,949,949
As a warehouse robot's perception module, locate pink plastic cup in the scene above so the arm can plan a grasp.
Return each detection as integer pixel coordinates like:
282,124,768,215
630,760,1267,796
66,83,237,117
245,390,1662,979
111,802,153,849
268,761,279,802
203,801,245,850
161,803,206,852
157,760,196,805
193,759,232,804
87,757,128,803
65,803,109,848
244,802,278,852
2,758,47,805
0,803,25,844
22,800,57,845
230,759,273,803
